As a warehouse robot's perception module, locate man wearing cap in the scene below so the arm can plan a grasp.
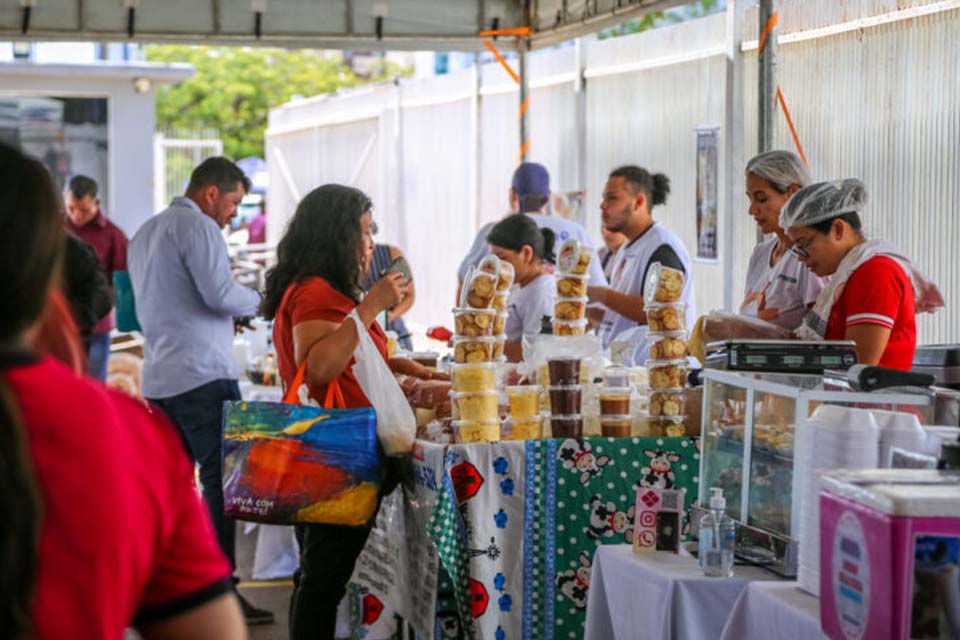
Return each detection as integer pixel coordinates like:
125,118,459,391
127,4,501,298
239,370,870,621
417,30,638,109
457,162,607,300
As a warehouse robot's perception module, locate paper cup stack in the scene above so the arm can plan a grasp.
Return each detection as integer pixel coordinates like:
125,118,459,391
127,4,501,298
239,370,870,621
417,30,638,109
796,405,879,596
643,263,689,437
552,239,591,336
451,256,513,443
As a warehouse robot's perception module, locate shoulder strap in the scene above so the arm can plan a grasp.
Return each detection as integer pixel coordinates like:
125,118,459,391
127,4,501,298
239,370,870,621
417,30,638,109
281,359,346,409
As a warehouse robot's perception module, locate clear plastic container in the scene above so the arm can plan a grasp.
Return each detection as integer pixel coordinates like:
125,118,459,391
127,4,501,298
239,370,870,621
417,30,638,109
460,269,498,309
646,414,689,437
649,389,686,417
646,359,688,389
450,391,500,422
453,308,497,337
598,387,631,415
646,303,687,332
491,292,508,313
604,366,631,388
454,420,501,443
408,351,440,368
493,313,507,336
648,331,689,360
452,336,499,364
450,363,497,393
555,273,589,298
643,262,685,305
600,414,633,438
547,356,581,386
554,297,588,321
557,238,591,276
550,414,584,439
507,385,541,419
502,417,542,441
492,337,506,361
548,385,583,415
552,319,588,336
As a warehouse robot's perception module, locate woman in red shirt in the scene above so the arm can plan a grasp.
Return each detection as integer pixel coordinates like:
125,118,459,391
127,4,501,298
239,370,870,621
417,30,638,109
781,179,943,370
260,183,440,640
0,145,245,638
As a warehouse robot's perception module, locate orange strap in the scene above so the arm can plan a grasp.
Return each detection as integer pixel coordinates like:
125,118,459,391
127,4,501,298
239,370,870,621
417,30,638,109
777,86,808,165
758,11,779,56
483,39,520,84
281,360,346,409
478,26,530,37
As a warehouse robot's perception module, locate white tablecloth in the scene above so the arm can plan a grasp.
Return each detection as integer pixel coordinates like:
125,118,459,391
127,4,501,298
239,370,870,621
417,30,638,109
584,545,778,640
721,581,826,640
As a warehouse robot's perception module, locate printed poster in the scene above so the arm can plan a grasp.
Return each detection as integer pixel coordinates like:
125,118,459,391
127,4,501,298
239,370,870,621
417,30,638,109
696,128,719,260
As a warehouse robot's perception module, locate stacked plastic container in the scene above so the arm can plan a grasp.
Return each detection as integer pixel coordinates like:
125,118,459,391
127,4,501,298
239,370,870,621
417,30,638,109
504,385,543,440
643,263,689,437
546,357,584,438
451,256,514,443
599,366,632,437
552,239,591,336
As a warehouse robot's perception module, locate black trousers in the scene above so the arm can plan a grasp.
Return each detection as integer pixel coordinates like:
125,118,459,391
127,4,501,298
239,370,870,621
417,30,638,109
290,523,373,640
150,379,241,571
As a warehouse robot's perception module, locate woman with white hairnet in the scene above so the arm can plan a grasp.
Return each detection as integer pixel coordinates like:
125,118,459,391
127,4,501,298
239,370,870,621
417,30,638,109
741,151,828,330
781,178,944,370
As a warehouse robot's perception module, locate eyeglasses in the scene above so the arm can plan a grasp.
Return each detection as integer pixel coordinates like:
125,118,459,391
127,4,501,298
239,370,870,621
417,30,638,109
789,236,814,259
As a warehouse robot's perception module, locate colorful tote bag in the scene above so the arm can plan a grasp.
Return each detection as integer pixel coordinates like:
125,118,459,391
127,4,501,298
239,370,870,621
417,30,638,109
222,362,382,526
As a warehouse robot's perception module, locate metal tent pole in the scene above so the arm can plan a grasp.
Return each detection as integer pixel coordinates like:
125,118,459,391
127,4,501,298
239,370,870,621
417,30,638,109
518,41,530,162
758,0,778,153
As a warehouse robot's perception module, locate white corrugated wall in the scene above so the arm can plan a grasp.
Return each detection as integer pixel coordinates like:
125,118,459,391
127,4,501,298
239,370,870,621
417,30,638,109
740,4,960,343
265,1,959,345
584,13,729,318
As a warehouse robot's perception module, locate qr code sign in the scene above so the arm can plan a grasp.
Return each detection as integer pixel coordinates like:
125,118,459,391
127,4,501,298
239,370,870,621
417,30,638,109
661,491,679,510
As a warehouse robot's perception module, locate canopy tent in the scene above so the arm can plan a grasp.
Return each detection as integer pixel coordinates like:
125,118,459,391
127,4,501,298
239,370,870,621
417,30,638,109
0,0,689,52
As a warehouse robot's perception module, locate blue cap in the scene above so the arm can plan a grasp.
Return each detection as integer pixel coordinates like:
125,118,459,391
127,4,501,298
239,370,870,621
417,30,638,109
511,162,550,212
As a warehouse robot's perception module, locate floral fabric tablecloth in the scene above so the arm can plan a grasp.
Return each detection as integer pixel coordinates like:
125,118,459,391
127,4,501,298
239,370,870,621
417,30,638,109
348,436,701,639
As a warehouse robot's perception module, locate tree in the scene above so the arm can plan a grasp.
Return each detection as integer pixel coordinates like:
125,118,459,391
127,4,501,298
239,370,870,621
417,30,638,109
597,0,724,39
145,46,408,159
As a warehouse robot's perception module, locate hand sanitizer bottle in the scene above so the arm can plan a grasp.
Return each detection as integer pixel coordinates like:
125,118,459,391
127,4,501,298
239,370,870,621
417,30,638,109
699,487,736,577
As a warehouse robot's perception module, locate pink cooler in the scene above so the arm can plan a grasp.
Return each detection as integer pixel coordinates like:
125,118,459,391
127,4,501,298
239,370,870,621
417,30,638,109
819,469,960,640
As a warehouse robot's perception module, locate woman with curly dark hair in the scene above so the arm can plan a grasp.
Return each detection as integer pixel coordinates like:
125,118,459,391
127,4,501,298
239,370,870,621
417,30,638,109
261,183,442,639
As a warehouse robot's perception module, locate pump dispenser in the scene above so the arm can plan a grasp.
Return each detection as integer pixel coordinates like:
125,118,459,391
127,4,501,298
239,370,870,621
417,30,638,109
699,487,736,577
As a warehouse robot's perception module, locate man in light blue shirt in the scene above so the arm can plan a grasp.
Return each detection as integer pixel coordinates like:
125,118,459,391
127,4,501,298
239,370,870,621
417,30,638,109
129,157,272,626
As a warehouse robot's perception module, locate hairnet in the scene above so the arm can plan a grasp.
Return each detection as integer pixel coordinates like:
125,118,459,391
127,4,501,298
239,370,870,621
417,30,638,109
779,179,869,229
745,150,811,192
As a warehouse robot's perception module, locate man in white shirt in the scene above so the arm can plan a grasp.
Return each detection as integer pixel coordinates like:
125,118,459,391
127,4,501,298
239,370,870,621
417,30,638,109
588,165,696,354
457,162,607,302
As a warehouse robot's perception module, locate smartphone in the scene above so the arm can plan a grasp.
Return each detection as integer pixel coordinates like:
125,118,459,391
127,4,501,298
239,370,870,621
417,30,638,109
381,255,413,284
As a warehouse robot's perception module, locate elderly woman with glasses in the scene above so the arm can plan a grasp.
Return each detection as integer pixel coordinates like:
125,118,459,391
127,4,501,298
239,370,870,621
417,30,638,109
780,179,944,370
741,151,828,330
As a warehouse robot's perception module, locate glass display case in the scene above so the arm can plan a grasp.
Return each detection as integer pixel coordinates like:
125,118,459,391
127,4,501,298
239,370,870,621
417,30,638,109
697,369,931,576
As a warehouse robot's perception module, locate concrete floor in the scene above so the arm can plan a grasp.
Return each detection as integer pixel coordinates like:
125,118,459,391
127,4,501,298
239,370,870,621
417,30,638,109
235,527,294,640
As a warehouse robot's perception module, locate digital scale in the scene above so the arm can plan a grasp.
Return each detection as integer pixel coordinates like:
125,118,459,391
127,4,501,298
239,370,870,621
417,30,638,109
704,339,858,374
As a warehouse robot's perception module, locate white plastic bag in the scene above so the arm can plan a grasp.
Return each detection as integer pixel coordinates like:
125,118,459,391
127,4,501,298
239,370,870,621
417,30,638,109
348,309,416,456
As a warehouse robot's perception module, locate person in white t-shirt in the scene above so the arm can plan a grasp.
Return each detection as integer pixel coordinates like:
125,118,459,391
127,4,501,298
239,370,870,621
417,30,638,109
741,150,827,330
587,165,696,353
457,162,606,303
486,214,557,362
